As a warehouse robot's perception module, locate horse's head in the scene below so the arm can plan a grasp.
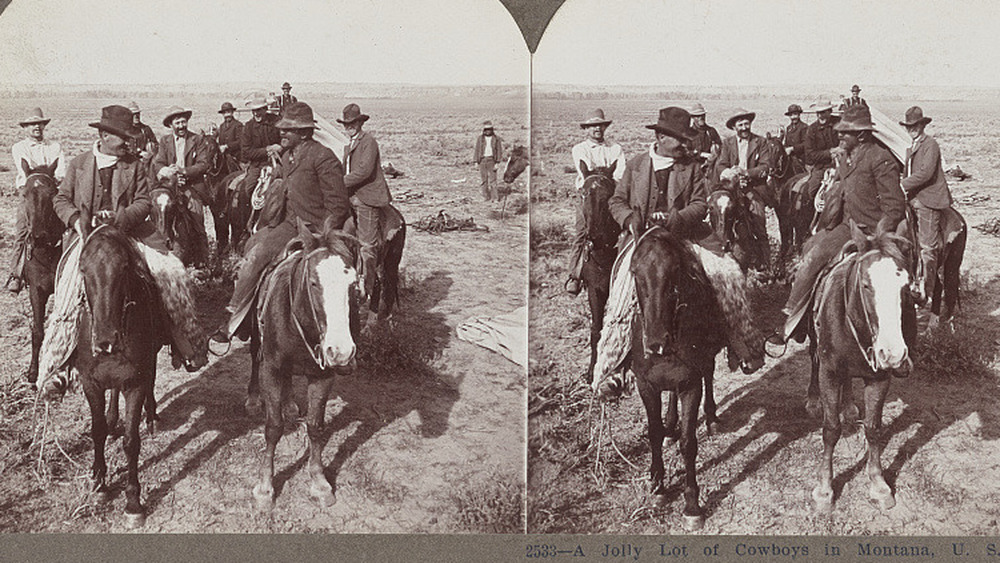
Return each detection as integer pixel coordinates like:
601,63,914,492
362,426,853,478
295,217,361,369
849,219,914,371
580,160,620,245
631,227,695,358
707,189,735,250
150,185,180,251
80,227,132,355
503,145,529,184
23,170,61,242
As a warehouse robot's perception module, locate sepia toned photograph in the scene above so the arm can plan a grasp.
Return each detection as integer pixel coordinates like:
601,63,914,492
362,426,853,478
0,0,528,533
528,0,1000,535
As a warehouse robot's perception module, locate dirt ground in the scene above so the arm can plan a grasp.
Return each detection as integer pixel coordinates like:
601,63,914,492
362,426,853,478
528,97,1000,534
0,93,527,533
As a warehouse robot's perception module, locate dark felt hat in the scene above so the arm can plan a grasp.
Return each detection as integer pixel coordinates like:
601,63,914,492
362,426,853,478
645,107,698,140
274,102,318,129
785,104,803,116
89,105,137,139
337,103,369,125
218,102,237,114
834,104,875,132
899,106,932,127
282,82,292,90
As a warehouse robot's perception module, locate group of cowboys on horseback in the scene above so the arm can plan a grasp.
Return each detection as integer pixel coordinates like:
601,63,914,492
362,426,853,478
6,89,395,396
566,93,959,387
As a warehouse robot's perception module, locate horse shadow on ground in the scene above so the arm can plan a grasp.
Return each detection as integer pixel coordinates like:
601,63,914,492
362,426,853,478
647,276,1000,521
135,269,459,515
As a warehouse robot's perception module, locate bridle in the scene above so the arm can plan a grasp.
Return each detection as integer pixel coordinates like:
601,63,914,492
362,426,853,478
289,247,358,370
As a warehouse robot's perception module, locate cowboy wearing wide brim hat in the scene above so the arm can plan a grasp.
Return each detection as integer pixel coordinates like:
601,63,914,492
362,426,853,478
162,106,193,128
218,101,237,114
686,102,721,170
785,104,803,116
337,103,370,125
579,109,612,128
781,104,808,168
274,102,318,129
899,106,932,128
833,103,876,132
19,107,51,127
725,109,756,131
245,96,270,111
646,106,699,140
123,102,158,162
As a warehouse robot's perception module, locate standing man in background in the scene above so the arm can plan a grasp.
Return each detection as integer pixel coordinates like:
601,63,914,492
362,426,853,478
128,101,158,166
6,108,66,294
474,120,504,201
277,82,297,116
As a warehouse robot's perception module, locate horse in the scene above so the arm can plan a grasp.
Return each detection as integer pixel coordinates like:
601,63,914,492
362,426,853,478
707,179,769,272
763,133,813,258
914,206,966,323
577,161,620,383
20,163,63,386
250,217,361,509
502,144,529,184
149,182,210,268
201,127,240,254
72,220,207,528
806,220,915,513
629,226,763,530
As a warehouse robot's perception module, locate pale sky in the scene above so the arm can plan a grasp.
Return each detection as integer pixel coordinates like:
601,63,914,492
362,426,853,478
0,0,528,85
534,0,1000,88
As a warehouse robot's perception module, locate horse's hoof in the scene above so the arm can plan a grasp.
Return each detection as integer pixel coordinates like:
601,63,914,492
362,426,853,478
123,510,146,529
805,398,822,419
841,402,860,424
682,513,705,531
812,486,834,512
706,419,721,436
244,396,263,418
651,493,669,508
252,484,274,511
92,490,111,504
869,483,895,510
309,484,336,507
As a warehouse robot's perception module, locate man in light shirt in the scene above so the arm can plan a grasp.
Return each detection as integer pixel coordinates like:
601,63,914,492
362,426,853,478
565,109,626,296
687,102,721,173
473,121,504,201
7,108,66,294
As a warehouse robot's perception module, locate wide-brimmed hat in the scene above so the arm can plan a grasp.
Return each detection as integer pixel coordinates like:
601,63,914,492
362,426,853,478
19,107,50,127
89,105,137,139
127,101,141,114
218,102,236,114
245,96,269,111
834,104,875,132
338,103,369,125
688,102,707,117
579,109,612,128
274,102,317,129
645,107,698,140
851,84,861,93
785,104,803,116
282,82,292,90
809,100,835,113
725,109,756,130
162,106,193,127
899,106,932,127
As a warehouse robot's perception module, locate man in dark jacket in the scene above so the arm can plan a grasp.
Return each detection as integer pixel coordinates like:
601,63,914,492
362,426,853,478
339,103,392,304
781,104,808,174
277,82,297,116
241,96,282,186
217,101,243,172
900,106,953,309
213,102,350,342
779,104,907,342
687,102,721,172
128,101,158,165
473,121,504,201
803,100,840,201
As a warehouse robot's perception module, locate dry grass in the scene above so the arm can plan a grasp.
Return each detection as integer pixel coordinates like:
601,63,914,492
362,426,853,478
449,468,524,533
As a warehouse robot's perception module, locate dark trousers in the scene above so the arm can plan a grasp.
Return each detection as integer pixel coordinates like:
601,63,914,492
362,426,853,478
913,200,943,303
568,196,588,280
8,203,28,278
224,220,297,336
479,157,497,200
782,223,852,337
354,202,383,299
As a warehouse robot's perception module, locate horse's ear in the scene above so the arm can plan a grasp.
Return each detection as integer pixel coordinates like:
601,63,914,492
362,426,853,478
46,160,59,178
608,160,617,175
19,159,31,179
322,214,339,238
848,219,868,250
296,218,318,251
876,215,893,238
579,160,591,178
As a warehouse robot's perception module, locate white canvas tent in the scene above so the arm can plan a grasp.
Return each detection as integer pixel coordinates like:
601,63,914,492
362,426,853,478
313,112,351,161
867,104,911,166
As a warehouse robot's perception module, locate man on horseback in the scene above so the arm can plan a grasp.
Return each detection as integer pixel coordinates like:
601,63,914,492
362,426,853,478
565,108,625,296
151,106,212,267
339,103,392,309
844,84,868,108
41,105,203,397
216,102,243,173
713,108,777,269
127,101,159,165
777,104,908,344
212,101,351,343
6,108,66,294
781,104,808,174
900,106,954,314
241,96,282,188
277,82,297,116
804,100,840,203
687,102,721,173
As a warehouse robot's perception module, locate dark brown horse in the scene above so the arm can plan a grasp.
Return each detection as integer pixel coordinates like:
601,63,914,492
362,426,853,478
630,227,763,530
251,218,361,509
707,180,769,272
149,184,210,268
502,144,529,184
764,133,813,258
806,220,915,513
72,222,207,527
915,206,966,323
21,164,63,386
202,127,241,254
578,162,619,383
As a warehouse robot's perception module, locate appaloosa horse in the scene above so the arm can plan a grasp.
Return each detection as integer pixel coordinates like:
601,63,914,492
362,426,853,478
250,217,361,509
577,161,620,383
72,221,206,527
20,163,63,386
806,220,915,513
630,226,763,530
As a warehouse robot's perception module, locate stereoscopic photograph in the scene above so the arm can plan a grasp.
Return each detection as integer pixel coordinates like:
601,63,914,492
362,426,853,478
0,0,528,533
528,0,1000,535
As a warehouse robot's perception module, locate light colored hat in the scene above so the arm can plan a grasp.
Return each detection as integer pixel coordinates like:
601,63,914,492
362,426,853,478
579,109,612,128
481,120,494,130
688,102,707,117
245,96,269,111
19,107,51,127
162,106,193,127
127,101,142,114
725,109,756,130
809,100,835,113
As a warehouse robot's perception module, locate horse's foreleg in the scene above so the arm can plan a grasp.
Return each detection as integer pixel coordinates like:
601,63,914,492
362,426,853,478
679,381,704,531
122,384,146,528
246,318,263,418
253,361,283,510
305,376,336,507
703,370,719,435
28,288,45,385
864,376,894,510
805,334,822,418
639,384,667,503
585,281,605,384
83,384,110,501
813,367,841,512
144,356,158,435
106,389,121,436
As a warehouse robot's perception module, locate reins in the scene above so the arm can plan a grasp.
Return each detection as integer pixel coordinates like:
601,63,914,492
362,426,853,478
845,250,881,373
290,248,330,369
